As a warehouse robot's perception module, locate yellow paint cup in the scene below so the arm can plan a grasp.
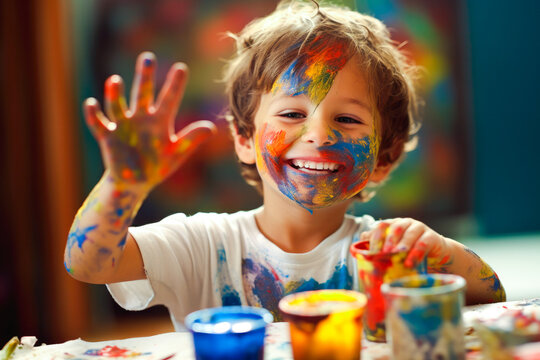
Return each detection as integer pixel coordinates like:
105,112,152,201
278,289,367,360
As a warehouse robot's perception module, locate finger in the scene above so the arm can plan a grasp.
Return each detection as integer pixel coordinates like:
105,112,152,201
168,120,217,158
392,221,426,254
155,62,189,124
404,233,432,268
369,222,390,253
130,51,156,113
83,98,115,139
423,235,452,271
382,218,412,253
104,75,128,122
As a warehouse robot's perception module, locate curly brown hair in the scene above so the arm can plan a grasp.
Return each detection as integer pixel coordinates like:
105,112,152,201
222,0,421,201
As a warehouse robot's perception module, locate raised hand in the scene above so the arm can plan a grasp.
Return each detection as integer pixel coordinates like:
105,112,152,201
84,51,216,190
65,52,216,283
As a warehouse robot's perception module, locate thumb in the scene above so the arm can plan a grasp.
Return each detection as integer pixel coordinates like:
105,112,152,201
171,120,217,157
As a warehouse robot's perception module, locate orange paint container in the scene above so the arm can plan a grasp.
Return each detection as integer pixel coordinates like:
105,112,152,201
279,289,367,360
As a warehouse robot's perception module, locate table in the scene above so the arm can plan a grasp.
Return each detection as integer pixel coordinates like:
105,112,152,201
9,299,540,359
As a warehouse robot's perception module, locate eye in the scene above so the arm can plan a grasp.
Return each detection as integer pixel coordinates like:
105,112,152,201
279,112,305,119
336,116,362,124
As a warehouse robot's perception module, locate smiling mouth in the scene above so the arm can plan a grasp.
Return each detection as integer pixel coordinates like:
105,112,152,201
288,159,343,173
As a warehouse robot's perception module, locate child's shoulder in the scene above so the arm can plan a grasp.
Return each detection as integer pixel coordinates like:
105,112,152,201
158,208,259,227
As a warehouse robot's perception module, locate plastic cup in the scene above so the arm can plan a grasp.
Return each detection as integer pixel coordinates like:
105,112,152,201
349,240,426,342
382,274,466,360
473,307,540,360
278,289,367,360
184,306,273,360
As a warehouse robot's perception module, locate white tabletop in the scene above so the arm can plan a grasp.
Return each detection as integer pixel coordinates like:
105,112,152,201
10,299,540,360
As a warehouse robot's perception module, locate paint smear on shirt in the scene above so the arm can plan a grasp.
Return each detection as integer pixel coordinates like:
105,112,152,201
242,258,352,320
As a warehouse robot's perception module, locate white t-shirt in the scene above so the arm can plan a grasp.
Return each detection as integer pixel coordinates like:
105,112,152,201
107,208,376,330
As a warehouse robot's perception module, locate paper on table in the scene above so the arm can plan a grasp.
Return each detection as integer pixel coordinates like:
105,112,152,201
11,332,193,360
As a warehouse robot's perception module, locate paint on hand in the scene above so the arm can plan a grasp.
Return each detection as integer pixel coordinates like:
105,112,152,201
426,242,455,273
272,36,349,105
97,62,204,187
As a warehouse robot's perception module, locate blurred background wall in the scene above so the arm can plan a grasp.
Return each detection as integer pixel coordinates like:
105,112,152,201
1,0,539,345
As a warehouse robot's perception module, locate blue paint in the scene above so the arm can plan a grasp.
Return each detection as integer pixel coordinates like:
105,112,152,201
399,302,443,339
143,57,152,67
216,247,241,306
242,258,353,320
98,247,112,256
185,306,273,360
221,285,242,306
67,224,98,251
117,236,126,247
269,130,376,210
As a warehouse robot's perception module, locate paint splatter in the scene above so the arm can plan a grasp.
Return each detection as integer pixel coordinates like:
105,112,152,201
216,247,241,306
465,248,506,302
67,224,98,251
84,345,150,357
256,123,378,210
242,257,352,321
272,36,349,105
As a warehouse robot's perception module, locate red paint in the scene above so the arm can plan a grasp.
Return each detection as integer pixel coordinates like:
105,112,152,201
350,240,425,342
406,241,428,267
350,241,394,338
84,345,142,357
105,76,121,100
264,127,289,158
99,345,131,357
121,168,135,181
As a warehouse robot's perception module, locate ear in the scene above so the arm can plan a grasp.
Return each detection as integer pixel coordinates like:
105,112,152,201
232,125,256,165
370,161,392,183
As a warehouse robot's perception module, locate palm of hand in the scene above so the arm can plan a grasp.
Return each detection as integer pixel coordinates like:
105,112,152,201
84,52,215,188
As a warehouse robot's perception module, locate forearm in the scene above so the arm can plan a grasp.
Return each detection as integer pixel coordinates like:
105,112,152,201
64,170,148,283
429,238,506,305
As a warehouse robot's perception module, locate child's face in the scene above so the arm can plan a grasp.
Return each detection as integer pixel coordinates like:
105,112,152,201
237,50,384,211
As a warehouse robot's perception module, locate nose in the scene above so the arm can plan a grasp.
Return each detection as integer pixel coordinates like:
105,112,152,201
301,116,336,146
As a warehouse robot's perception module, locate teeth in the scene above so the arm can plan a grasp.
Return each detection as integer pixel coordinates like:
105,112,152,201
291,160,339,171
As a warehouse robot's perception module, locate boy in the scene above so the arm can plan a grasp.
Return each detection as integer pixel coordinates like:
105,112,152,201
65,1,505,329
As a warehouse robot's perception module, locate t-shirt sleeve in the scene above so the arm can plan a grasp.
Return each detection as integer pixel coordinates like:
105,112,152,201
106,213,207,315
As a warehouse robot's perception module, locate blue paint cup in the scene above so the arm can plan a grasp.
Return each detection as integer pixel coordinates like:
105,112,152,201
185,306,273,360
382,274,466,360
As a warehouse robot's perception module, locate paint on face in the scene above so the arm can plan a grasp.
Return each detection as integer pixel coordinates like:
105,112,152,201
255,123,379,210
242,257,352,321
257,37,379,210
271,36,349,105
